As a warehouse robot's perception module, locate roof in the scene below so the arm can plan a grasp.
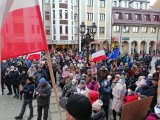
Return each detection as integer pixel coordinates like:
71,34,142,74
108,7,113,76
129,0,150,3
152,0,160,10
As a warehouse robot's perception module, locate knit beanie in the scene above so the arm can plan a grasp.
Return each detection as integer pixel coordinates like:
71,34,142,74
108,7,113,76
92,100,103,111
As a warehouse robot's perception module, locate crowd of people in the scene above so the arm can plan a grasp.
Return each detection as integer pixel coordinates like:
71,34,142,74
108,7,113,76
1,50,160,120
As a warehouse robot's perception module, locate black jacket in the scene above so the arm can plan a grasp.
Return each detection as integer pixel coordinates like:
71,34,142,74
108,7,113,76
150,85,158,111
91,109,106,120
10,71,20,86
22,83,35,99
36,83,52,105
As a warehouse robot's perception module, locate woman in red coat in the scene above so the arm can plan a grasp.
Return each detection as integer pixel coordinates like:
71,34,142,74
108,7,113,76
125,84,138,104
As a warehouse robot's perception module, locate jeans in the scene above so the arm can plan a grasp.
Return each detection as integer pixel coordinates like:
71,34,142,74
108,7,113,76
19,99,33,117
103,105,109,120
37,104,49,120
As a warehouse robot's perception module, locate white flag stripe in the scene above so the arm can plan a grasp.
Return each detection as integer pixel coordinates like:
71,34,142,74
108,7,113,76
9,0,39,12
92,50,105,58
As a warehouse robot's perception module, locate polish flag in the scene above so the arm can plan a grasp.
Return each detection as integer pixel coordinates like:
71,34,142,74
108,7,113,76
1,0,48,60
91,50,106,62
26,52,41,60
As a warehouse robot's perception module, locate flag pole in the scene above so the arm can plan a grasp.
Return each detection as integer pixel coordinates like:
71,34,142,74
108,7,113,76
0,32,2,95
46,50,62,120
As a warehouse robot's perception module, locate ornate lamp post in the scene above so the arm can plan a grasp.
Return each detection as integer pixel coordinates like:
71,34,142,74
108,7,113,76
80,22,97,63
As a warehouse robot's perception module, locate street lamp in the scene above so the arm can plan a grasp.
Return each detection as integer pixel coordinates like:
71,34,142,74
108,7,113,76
80,22,97,64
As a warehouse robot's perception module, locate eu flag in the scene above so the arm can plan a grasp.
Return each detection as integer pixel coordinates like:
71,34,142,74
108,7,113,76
108,48,120,59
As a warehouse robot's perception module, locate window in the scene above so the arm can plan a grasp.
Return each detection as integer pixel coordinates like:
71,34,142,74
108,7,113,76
65,10,68,19
154,15,159,21
37,25,40,33
87,0,93,6
145,3,148,9
74,14,78,21
133,27,139,33
99,0,105,7
121,1,126,8
59,10,62,19
99,14,105,21
53,10,55,19
60,26,62,34
115,13,123,20
45,0,49,4
45,12,50,20
135,14,141,20
135,3,139,9
59,0,62,2
31,25,35,33
53,26,56,34
113,26,120,32
125,13,132,20
65,26,68,34
46,26,50,35
141,27,147,33
123,26,129,33
144,14,151,21
113,1,118,7
99,27,105,33
65,0,68,2
151,27,156,33
87,13,93,20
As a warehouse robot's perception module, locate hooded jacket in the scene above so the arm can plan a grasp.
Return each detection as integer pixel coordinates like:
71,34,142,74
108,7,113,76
36,83,52,105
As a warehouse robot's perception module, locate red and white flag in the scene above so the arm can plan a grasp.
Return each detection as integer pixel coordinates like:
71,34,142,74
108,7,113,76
0,0,48,60
91,50,106,62
26,52,41,60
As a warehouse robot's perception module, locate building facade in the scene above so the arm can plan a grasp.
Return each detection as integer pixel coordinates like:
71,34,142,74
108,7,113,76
112,0,160,54
74,0,112,51
40,0,113,51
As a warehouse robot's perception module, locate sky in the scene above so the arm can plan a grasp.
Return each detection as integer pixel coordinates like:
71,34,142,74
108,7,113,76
150,0,157,5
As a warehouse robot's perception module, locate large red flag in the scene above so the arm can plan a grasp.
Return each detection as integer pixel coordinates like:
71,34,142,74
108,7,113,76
0,0,48,60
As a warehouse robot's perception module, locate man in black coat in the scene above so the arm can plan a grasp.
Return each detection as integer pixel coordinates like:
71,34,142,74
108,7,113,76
149,77,158,112
15,77,35,120
10,66,20,99
35,78,51,120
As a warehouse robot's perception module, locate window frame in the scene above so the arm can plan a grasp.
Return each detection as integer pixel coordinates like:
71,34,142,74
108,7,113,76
87,13,93,20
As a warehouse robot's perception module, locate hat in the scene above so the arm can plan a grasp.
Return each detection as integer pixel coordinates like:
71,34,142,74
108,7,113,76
92,100,103,111
115,74,121,79
107,75,112,80
128,84,137,92
154,103,160,117
140,79,147,86
59,94,92,119
150,77,159,82
39,78,46,84
148,74,153,79
63,65,68,70
100,66,108,70
80,80,86,84
27,77,33,82
38,64,43,69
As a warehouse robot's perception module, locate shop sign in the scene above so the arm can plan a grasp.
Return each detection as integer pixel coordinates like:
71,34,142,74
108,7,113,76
122,37,129,40
52,40,76,44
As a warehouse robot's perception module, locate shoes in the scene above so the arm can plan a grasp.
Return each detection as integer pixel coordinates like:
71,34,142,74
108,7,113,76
13,95,17,98
2,93,4,95
7,93,10,95
9,93,12,95
15,116,23,119
28,115,33,120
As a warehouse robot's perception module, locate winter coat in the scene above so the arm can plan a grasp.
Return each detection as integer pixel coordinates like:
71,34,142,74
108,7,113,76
34,70,48,85
64,79,72,90
87,81,99,91
19,73,28,86
86,75,93,85
76,86,88,96
91,109,106,120
146,113,158,120
10,71,20,86
22,82,35,99
124,94,138,104
149,85,158,111
111,83,126,112
99,80,111,106
136,86,150,97
62,70,70,79
27,66,37,77
36,83,52,105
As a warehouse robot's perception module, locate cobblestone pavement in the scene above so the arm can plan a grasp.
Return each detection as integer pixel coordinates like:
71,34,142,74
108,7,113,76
0,57,159,120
